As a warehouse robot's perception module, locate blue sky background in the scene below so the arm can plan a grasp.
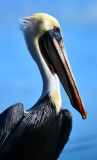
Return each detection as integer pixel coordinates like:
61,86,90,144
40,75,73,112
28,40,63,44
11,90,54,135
0,0,97,159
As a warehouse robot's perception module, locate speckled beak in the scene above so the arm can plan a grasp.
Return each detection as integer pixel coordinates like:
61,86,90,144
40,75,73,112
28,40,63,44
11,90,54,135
39,30,87,119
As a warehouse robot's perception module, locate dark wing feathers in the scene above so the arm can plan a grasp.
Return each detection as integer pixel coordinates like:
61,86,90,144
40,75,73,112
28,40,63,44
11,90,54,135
53,109,72,160
0,103,24,149
0,96,72,160
0,102,55,158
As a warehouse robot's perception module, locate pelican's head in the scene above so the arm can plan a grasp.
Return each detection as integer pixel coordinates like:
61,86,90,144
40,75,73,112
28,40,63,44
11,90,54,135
20,13,60,38
20,13,87,119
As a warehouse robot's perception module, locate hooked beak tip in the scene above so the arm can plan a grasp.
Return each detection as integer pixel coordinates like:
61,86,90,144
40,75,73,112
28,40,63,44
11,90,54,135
82,113,88,120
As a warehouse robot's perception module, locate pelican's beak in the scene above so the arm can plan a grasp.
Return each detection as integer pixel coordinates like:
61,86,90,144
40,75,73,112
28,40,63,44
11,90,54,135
39,29,87,119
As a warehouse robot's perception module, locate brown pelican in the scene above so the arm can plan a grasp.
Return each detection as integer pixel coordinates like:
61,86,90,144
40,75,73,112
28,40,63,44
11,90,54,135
0,13,87,160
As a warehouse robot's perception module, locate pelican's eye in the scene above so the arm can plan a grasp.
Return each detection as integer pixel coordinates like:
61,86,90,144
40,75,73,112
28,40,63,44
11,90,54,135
50,26,62,41
53,26,60,33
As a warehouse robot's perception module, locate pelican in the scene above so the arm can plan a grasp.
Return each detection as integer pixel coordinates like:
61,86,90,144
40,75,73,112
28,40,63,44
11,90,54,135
0,13,87,160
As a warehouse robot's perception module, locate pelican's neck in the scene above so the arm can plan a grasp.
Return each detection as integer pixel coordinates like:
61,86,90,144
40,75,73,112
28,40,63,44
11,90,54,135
25,35,62,113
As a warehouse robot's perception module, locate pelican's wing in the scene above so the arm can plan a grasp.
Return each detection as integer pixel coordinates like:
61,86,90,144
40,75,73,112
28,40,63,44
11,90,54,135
53,109,72,159
0,103,24,148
